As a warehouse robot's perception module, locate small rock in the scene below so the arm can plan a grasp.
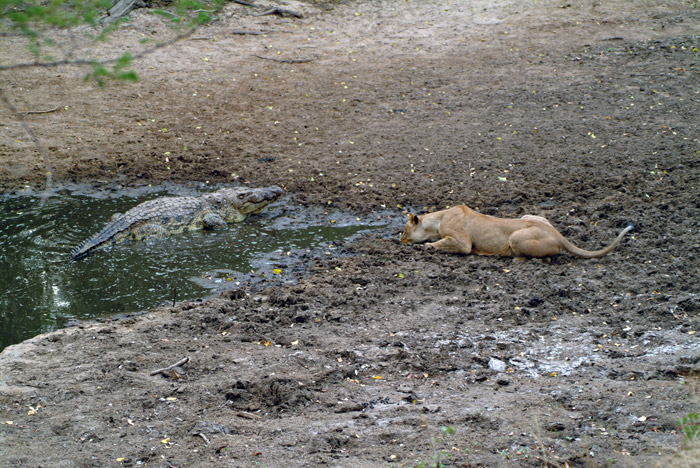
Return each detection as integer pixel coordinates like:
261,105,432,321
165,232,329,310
488,358,507,372
528,296,544,307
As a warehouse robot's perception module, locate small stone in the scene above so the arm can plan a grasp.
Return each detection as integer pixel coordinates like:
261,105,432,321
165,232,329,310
488,358,507,372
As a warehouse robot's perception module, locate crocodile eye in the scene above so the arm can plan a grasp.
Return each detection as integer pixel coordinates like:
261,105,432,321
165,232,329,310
238,193,246,199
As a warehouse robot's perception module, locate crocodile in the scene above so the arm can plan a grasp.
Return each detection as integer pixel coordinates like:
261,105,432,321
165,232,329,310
70,185,284,260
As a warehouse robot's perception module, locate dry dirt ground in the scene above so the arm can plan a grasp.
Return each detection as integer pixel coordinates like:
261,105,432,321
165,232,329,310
1,0,700,467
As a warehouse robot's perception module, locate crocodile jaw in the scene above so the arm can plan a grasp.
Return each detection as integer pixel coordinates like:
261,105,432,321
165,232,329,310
210,185,284,221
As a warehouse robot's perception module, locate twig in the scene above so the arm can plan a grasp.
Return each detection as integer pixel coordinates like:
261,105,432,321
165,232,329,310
231,30,268,35
0,57,99,71
194,432,211,446
0,24,199,71
252,54,315,63
150,356,190,376
253,7,303,18
19,105,62,115
3,0,233,71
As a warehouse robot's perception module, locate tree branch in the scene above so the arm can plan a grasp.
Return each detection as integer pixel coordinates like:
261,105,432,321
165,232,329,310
0,26,199,71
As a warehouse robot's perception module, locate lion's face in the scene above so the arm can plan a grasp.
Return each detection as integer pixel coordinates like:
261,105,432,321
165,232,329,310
400,213,423,244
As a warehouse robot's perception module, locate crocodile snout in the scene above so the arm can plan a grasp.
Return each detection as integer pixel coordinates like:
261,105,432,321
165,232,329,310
265,185,284,199
245,185,284,203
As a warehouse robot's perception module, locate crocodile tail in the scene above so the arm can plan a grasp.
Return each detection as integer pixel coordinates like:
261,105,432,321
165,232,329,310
559,224,634,258
71,228,118,260
71,240,96,260
70,212,135,260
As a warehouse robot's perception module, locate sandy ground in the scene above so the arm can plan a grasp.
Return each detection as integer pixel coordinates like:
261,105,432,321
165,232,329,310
1,0,699,466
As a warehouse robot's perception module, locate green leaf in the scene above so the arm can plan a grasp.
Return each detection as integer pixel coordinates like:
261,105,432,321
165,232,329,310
117,71,139,82
114,52,133,71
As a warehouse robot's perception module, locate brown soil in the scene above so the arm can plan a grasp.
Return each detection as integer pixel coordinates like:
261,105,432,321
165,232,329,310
1,1,699,467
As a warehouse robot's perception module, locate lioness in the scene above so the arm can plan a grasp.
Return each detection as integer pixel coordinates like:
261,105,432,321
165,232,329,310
400,205,633,258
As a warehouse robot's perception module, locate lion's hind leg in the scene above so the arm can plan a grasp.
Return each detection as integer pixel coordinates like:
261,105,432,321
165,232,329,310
520,214,553,227
509,227,561,258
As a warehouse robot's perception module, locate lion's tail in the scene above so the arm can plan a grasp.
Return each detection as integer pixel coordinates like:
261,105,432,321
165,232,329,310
559,224,634,258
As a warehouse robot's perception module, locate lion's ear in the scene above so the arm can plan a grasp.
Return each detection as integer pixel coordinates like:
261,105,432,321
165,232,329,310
408,213,420,225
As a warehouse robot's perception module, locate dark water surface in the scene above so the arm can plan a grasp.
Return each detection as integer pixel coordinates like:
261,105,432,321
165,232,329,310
0,188,382,351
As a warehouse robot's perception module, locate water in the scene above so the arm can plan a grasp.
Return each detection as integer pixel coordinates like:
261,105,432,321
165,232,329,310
0,187,386,351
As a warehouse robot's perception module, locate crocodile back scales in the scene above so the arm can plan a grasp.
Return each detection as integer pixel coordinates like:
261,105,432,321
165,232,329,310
70,196,204,260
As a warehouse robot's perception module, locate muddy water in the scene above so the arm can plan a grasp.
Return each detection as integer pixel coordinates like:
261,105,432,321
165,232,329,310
0,188,385,350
